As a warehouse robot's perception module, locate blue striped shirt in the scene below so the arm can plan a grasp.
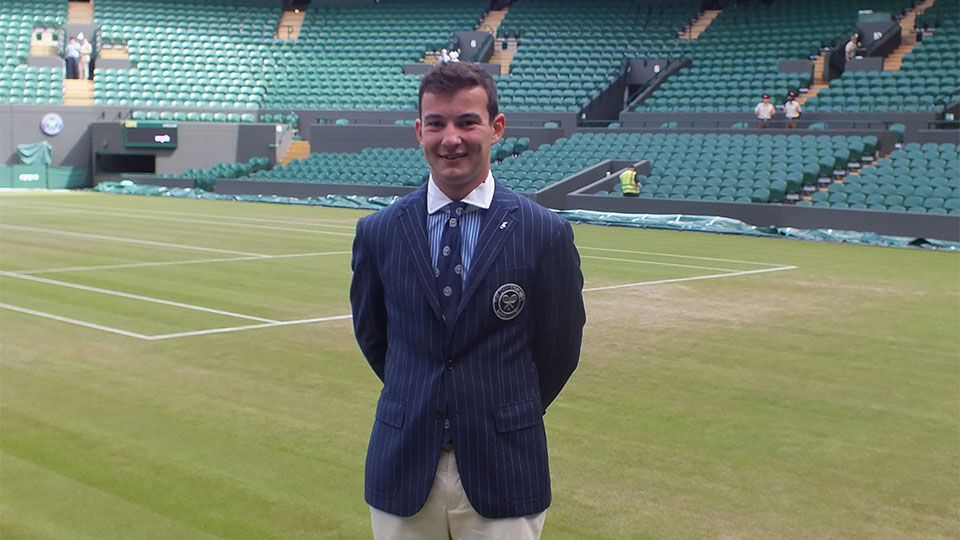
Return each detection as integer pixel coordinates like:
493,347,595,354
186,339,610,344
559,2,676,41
426,173,495,285
428,205,484,283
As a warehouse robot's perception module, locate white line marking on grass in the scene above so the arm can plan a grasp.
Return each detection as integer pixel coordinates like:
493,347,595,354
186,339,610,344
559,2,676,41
11,200,360,230
7,203,355,237
0,224,265,257
581,255,741,273
579,246,789,267
0,303,151,339
0,271,278,323
17,251,352,275
583,265,798,292
146,314,353,340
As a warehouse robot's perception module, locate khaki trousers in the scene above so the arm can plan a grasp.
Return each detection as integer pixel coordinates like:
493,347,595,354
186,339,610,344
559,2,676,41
370,447,546,540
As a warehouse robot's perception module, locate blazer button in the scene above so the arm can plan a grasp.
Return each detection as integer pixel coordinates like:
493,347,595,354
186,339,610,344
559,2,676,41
446,359,454,370
443,419,451,429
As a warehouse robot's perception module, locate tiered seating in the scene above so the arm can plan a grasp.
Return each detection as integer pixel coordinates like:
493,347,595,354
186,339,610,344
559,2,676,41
641,0,914,112
806,2,960,113
267,0,486,110
250,147,428,185
0,0,65,104
130,110,258,122
496,132,874,202
94,0,278,107
803,142,959,213
93,0,485,110
166,157,269,180
498,0,700,112
248,137,530,188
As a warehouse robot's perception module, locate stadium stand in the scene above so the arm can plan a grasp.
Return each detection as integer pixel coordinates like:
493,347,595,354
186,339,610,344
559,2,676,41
640,0,917,112
805,1,960,113
1,0,957,240
0,0,66,105
496,0,700,112
805,142,959,213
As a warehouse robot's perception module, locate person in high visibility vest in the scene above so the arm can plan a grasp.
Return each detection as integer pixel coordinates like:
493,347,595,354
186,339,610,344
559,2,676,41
619,166,640,197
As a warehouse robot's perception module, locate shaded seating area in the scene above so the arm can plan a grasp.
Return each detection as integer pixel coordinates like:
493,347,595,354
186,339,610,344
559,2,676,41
802,142,960,213
0,0,66,104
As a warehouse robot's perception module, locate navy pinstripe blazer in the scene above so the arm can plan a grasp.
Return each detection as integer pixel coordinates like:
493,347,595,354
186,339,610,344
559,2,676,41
350,181,585,519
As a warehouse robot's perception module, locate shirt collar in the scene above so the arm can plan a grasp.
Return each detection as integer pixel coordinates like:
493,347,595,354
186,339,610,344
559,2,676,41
426,172,495,214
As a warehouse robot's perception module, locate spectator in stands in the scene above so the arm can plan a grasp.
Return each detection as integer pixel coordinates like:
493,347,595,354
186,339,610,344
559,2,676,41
79,34,93,80
449,49,460,63
784,91,801,129
351,61,584,540
65,37,80,79
619,166,640,197
845,32,860,61
439,48,450,63
754,93,775,128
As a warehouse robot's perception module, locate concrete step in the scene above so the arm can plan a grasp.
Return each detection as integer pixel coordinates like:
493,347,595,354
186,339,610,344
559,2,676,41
281,141,311,166
100,48,129,60
275,10,305,41
68,1,94,24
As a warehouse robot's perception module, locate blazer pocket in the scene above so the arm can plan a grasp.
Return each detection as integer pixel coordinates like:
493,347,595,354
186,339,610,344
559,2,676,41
375,395,405,429
494,399,543,433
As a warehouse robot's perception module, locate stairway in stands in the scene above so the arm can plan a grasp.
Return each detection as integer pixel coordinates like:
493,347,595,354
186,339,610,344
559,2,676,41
481,9,515,75
797,51,829,105
275,9,305,41
68,0,93,24
64,0,94,105
281,141,311,166
884,0,937,71
679,9,720,41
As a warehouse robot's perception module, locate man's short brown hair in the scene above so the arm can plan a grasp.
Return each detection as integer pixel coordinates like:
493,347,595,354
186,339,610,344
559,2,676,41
418,62,499,123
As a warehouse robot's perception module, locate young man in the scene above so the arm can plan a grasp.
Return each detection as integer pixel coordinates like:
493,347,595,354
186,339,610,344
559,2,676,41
784,91,802,129
350,62,586,539
754,93,775,128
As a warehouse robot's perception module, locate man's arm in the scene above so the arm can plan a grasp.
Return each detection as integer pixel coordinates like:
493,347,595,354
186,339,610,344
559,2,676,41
533,219,586,410
350,217,388,381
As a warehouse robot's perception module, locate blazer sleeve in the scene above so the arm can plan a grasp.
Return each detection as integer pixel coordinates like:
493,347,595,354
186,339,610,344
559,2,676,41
350,217,388,381
533,219,586,410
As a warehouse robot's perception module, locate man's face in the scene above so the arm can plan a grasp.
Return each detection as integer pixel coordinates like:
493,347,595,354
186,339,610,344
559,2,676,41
416,85,505,198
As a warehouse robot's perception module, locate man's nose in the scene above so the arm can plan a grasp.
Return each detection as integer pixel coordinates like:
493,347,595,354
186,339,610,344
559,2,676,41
441,128,462,147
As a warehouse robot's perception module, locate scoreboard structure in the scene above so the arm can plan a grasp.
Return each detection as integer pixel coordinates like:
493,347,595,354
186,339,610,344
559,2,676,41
122,121,178,148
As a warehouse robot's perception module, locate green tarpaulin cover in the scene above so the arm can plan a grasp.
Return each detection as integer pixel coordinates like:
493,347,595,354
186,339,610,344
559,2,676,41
17,141,53,166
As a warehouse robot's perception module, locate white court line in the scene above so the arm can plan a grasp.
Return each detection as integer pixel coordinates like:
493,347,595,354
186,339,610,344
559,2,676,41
0,271,278,323
583,265,798,292
581,254,740,273
147,314,354,341
2,265,799,340
0,303,151,339
578,246,789,267
0,224,265,257
7,200,359,229
4,203,354,237
17,250,352,275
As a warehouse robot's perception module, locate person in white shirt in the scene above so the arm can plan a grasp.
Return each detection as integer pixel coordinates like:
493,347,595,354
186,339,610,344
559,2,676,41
845,33,860,61
784,91,801,129
754,93,775,128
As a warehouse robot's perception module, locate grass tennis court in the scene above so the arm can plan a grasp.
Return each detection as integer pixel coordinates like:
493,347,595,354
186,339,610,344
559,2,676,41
1,191,957,539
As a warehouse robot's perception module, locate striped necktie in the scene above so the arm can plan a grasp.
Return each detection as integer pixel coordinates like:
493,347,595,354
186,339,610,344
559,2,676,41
436,201,466,327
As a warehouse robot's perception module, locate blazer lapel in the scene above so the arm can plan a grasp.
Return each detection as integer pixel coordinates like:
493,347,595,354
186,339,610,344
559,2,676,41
398,187,443,321
457,183,520,316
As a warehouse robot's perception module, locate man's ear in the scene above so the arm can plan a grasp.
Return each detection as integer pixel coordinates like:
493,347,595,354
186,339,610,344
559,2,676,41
415,118,423,145
491,113,506,143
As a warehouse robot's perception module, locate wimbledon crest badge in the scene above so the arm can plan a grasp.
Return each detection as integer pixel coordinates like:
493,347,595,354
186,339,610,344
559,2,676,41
492,283,525,321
